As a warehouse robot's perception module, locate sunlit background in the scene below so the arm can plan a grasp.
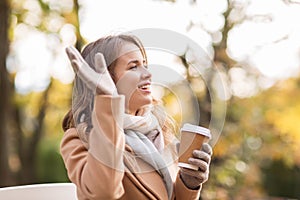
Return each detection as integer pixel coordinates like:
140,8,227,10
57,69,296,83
1,0,300,199
11,0,300,94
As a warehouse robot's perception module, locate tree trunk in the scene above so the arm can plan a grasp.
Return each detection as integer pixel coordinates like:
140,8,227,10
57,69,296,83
0,0,14,186
19,82,52,184
73,0,85,50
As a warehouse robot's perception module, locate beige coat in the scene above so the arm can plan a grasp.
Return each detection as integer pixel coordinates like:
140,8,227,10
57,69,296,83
60,95,201,200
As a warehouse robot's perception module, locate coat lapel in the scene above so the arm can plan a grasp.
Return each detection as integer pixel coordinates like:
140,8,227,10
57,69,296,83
124,145,169,200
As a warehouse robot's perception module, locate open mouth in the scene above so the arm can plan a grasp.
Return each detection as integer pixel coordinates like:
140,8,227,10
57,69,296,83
138,83,151,92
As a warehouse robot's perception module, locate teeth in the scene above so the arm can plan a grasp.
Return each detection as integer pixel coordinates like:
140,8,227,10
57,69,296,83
139,84,150,90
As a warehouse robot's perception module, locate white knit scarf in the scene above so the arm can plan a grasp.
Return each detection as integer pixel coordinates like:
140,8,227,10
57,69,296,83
123,106,173,199
123,106,164,152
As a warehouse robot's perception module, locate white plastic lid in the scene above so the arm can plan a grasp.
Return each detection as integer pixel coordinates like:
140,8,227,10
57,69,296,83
178,162,199,170
181,123,211,139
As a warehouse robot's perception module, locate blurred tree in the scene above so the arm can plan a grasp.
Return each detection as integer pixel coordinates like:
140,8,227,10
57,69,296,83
159,0,300,199
0,0,14,186
212,77,300,199
1,0,85,186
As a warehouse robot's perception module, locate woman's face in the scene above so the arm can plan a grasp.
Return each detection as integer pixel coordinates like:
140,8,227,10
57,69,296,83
113,43,152,115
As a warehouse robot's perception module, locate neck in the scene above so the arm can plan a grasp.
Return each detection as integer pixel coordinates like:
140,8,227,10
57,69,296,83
126,104,151,116
125,108,138,116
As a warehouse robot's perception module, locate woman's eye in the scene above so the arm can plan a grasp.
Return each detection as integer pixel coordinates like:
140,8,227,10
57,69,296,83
129,65,137,70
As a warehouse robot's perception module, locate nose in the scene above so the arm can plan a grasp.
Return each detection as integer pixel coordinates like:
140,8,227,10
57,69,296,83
141,67,152,80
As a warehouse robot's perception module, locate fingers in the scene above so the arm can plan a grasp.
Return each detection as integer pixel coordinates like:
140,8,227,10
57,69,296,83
201,143,213,156
65,46,118,95
186,143,212,172
65,47,78,72
65,46,108,76
180,166,208,178
192,149,211,164
66,46,85,73
65,46,99,92
180,167,208,188
70,60,80,73
180,167,200,178
188,157,209,172
65,46,84,63
94,53,108,74
65,46,75,60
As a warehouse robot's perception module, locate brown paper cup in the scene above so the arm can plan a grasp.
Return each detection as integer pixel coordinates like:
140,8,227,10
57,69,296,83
178,123,211,170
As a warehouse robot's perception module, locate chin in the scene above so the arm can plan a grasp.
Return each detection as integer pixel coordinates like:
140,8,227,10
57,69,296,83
131,96,153,110
140,98,153,107
144,95,153,104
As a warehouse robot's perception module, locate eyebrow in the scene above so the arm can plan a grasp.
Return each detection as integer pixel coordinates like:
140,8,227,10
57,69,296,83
127,59,146,65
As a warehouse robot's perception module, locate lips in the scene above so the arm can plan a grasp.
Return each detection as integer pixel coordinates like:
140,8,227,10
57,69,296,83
138,82,151,92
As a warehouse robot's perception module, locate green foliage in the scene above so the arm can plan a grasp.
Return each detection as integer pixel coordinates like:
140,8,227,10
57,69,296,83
201,77,300,199
36,137,69,183
35,80,72,183
261,160,300,199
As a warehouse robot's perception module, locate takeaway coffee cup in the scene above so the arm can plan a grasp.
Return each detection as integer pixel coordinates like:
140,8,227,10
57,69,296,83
178,123,211,170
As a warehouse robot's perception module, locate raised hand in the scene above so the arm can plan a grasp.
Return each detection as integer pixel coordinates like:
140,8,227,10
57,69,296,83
65,46,117,95
180,143,212,189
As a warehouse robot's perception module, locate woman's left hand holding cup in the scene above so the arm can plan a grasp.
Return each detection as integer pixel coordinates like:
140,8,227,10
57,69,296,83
180,143,213,190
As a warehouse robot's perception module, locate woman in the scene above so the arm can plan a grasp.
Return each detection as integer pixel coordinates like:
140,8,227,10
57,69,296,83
61,33,212,200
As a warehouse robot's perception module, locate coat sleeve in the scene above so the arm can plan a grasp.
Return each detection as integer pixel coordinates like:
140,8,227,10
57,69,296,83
168,140,201,199
60,95,126,200
173,173,201,200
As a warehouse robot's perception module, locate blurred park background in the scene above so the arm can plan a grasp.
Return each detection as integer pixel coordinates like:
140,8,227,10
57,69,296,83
1,0,300,199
